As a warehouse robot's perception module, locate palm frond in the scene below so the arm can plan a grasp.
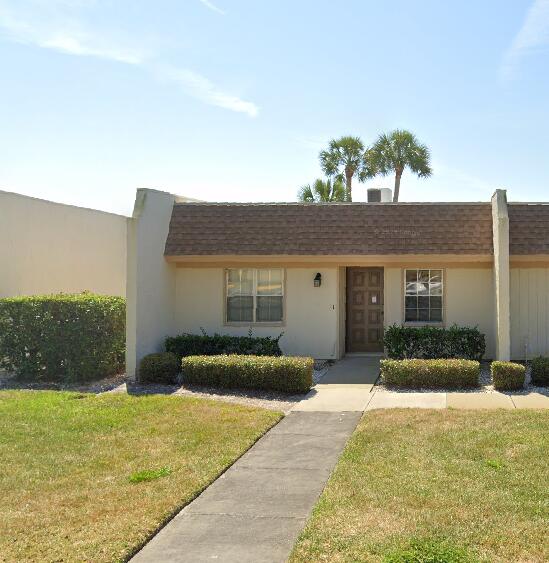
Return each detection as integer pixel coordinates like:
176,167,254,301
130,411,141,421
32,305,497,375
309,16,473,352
298,178,346,202
318,136,372,195
298,184,315,202
369,129,432,178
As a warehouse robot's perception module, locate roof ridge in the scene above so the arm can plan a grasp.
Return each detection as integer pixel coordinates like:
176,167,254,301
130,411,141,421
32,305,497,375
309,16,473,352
173,201,492,206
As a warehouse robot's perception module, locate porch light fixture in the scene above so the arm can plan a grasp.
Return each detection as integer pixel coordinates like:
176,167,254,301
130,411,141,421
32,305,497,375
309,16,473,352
314,272,322,287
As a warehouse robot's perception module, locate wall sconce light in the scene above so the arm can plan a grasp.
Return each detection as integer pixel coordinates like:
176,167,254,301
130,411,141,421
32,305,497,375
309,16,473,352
314,272,322,287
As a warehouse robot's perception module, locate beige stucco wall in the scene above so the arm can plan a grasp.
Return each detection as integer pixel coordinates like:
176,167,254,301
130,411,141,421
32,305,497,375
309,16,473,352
0,190,127,297
174,267,340,358
491,190,511,360
510,268,549,359
383,267,496,359
126,189,178,378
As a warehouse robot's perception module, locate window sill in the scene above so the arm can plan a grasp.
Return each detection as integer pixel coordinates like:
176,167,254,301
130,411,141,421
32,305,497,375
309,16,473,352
224,322,285,328
403,321,445,327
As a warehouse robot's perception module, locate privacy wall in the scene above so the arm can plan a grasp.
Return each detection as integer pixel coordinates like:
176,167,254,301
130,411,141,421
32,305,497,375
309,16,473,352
0,190,127,297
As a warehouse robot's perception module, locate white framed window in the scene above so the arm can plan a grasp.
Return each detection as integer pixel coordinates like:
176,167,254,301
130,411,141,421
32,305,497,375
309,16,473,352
404,269,443,323
226,268,284,324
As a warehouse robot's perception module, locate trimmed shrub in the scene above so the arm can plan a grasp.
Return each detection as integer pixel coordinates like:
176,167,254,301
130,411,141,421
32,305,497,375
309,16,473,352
139,352,180,384
530,356,549,387
181,355,313,393
381,359,480,389
384,324,486,361
491,361,525,391
0,293,125,382
165,331,283,359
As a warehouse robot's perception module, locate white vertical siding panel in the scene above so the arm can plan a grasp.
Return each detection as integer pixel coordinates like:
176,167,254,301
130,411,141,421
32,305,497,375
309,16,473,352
510,268,549,359
510,269,520,359
529,271,538,353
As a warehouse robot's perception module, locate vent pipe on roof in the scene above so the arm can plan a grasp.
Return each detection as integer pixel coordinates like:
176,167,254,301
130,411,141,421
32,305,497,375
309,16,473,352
367,188,392,203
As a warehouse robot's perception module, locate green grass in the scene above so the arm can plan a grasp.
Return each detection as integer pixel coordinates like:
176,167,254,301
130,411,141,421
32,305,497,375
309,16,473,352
290,410,549,563
0,390,281,562
129,467,172,483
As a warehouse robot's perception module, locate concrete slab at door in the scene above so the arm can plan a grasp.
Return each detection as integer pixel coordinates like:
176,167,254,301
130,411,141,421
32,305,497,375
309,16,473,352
292,387,373,412
320,356,380,385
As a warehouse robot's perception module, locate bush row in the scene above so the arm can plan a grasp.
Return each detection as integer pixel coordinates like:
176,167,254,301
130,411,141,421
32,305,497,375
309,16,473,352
165,330,283,359
0,293,125,382
380,359,480,389
181,354,313,394
383,324,486,361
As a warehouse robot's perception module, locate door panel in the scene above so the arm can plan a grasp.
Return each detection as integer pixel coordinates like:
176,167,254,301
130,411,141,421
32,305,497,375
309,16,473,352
346,267,384,353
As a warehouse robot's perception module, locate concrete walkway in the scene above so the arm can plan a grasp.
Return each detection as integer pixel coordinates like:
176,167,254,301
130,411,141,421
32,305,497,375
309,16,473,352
367,390,549,410
131,411,362,563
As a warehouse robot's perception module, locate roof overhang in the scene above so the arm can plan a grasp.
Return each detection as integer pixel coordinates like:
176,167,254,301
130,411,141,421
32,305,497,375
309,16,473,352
165,254,494,268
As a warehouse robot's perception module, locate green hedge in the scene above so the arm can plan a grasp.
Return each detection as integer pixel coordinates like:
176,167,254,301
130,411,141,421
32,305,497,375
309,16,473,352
383,324,486,361
530,356,549,387
139,352,180,384
165,331,283,359
380,359,480,389
491,361,525,391
181,355,313,393
0,293,125,382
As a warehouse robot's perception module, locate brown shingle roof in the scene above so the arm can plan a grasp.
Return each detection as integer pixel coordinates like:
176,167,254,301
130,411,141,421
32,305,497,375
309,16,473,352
509,203,549,255
164,202,494,256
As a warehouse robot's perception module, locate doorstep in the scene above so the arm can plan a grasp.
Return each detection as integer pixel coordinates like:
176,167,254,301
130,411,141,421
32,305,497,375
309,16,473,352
291,386,373,412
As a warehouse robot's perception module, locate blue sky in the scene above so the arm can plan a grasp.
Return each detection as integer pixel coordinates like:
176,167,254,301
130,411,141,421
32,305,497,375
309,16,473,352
0,0,548,215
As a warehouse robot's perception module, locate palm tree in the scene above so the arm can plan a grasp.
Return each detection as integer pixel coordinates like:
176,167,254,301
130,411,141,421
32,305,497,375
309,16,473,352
298,178,346,202
319,136,372,202
367,129,432,202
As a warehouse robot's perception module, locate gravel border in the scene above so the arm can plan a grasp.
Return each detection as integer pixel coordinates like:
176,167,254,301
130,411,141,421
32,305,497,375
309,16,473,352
0,368,326,413
107,382,303,413
0,371,126,393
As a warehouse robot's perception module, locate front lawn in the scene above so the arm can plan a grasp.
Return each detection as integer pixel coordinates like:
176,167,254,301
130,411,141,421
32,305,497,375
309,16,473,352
291,410,548,563
0,390,281,562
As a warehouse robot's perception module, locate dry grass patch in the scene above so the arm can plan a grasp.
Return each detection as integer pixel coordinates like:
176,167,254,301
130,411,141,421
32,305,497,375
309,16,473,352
0,390,281,562
290,410,549,563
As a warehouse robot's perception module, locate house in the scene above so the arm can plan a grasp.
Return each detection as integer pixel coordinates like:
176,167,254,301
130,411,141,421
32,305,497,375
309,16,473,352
125,188,549,378
0,189,127,298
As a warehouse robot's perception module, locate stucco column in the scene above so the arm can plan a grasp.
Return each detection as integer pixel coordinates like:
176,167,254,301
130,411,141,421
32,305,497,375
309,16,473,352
126,189,177,380
491,189,511,361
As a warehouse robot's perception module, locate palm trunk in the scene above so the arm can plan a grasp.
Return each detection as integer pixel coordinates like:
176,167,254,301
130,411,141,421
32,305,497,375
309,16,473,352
393,169,403,202
345,170,353,202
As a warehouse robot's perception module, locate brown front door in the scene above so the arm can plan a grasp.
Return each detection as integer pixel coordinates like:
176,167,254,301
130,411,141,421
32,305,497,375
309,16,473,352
346,267,384,353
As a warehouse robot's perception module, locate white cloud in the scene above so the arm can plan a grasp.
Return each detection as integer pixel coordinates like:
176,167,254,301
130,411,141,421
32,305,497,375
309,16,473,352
199,0,226,15
156,64,258,117
0,1,259,117
500,0,549,80
41,33,143,64
0,4,146,64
